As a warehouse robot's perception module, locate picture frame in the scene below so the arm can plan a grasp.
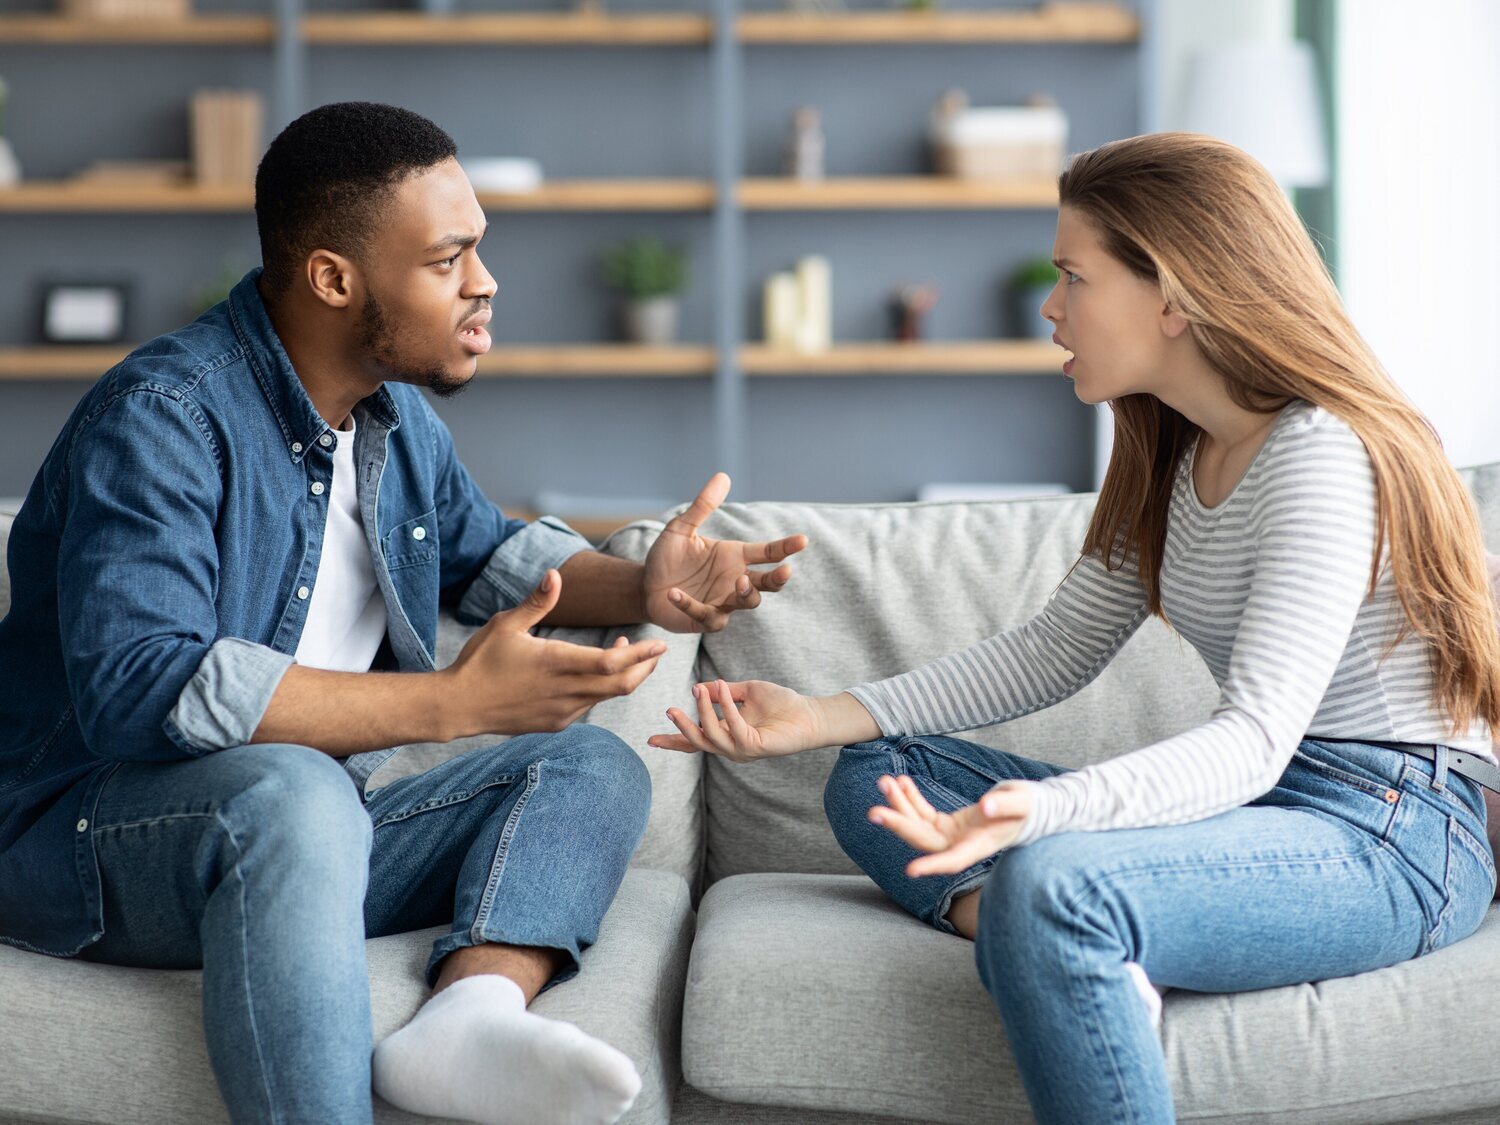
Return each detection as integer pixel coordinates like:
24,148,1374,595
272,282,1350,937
39,281,130,345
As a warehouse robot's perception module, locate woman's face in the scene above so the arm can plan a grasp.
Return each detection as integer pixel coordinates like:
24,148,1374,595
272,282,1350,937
1041,206,1178,405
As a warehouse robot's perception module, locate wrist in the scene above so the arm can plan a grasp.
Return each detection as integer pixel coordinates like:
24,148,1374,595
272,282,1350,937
432,666,482,742
812,691,882,749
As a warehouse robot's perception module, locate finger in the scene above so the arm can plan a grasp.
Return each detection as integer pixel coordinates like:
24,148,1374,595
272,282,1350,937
908,835,1005,878
665,706,719,755
740,535,808,566
718,678,754,746
667,589,729,632
647,733,700,754
498,569,562,633
748,564,793,593
896,774,944,825
595,639,668,675
718,576,762,612
668,471,731,535
613,635,630,648
979,786,1031,821
693,683,735,753
875,774,923,820
868,806,950,853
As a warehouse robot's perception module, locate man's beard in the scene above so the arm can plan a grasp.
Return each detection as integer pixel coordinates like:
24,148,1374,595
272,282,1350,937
357,290,471,400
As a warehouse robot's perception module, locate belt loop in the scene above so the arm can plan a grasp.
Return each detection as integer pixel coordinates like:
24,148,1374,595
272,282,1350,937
1432,745,1449,792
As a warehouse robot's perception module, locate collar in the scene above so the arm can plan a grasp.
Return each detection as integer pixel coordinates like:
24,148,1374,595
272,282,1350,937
228,268,400,464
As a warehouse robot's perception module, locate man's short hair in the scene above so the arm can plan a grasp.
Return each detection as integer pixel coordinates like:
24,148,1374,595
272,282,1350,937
255,102,458,295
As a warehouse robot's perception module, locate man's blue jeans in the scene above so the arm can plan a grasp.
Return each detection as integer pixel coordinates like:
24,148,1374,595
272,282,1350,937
824,735,1496,1125
76,725,651,1125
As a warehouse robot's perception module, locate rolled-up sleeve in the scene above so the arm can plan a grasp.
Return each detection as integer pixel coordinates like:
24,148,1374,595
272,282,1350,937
426,411,590,624
57,388,291,761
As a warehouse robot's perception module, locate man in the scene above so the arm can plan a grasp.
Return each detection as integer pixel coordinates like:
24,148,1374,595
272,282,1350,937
0,102,805,1125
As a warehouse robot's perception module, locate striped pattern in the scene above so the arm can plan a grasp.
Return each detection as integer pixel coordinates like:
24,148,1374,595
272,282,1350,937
849,401,1494,847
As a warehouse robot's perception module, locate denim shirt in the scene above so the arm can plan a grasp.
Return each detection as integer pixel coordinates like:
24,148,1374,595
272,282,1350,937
0,269,590,956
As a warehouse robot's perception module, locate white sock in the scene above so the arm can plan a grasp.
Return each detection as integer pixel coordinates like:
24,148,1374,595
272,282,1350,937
1124,960,1166,1030
372,974,642,1125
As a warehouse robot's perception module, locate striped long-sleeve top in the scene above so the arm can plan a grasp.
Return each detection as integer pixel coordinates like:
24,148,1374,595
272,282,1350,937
847,400,1495,847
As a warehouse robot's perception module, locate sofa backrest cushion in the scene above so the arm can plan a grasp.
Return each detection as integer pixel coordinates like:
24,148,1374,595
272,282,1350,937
0,510,11,620
693,462,1500,886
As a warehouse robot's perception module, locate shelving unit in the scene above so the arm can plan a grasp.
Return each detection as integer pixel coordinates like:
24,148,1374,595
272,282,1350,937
0,0,1152,530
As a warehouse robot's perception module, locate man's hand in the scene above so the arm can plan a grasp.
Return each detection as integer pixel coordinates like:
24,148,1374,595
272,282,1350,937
869,774,1034,877
445,568,665,736
643,472,807,633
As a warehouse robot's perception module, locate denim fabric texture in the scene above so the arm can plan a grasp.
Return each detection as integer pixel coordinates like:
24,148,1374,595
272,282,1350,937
78,725,650,1125
824,735,1496,1125
0,268,591,956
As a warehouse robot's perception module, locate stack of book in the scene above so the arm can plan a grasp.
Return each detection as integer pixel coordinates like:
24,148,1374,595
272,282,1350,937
191,90,263,186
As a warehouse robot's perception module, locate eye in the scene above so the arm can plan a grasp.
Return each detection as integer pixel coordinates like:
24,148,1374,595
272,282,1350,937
1065,271,1081,285
435,255,459,270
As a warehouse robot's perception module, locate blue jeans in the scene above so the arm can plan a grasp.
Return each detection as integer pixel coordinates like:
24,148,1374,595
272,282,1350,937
824,735,1496,1125
75,725,651,1125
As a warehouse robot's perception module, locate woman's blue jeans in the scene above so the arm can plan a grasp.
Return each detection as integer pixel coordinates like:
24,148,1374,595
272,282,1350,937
75,725,651,1125
823,734,1496,1125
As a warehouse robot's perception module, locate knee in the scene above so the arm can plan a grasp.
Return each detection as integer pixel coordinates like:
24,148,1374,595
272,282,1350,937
975,835,1108,964
219,744,372,864
823,739,899,834
552,724,652,834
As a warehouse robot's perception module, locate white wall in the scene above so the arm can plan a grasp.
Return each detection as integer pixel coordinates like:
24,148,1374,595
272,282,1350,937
1337,0,1500,468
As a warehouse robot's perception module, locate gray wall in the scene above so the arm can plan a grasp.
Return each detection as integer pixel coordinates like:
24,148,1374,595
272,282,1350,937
0,0,1142,508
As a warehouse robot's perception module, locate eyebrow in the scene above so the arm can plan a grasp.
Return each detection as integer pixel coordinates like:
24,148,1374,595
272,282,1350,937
424,225,489,255
1052,257,1079,270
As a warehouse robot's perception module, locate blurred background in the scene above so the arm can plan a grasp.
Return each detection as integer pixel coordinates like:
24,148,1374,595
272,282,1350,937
0,0,1495,538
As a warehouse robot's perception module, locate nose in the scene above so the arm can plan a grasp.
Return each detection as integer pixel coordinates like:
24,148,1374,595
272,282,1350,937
1039,277,1064,325
467,253,498,301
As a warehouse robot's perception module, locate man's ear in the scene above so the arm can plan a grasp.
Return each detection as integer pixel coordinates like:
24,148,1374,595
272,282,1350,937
1160,302,1190,340
303,250,358,310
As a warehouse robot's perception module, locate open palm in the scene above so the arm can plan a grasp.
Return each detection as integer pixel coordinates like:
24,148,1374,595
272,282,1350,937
643,473,807,633
648,678,822,761
869,774,1034,877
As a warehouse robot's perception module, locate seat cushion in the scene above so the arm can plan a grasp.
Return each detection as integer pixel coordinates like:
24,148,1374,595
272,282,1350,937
682,873,1500,1124
0,866,692,1125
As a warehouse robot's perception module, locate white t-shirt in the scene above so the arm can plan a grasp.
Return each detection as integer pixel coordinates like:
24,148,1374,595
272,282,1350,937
294,414,388,673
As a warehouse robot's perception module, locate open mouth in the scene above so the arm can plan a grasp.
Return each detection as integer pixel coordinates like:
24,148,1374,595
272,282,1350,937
1053,334,1075,377
458,315,492,356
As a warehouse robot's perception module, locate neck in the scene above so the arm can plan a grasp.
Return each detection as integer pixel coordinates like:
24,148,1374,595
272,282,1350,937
1151,347,1277,453
259,277,378,430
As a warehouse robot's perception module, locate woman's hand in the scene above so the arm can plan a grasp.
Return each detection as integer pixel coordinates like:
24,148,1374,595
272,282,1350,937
647,681,878,762
869,774,1034,876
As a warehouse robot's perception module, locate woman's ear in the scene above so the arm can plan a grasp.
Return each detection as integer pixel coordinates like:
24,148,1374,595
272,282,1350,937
1160,303,1190,340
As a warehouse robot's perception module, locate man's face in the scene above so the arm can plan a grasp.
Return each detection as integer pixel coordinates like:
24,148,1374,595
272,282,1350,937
355,158,495,398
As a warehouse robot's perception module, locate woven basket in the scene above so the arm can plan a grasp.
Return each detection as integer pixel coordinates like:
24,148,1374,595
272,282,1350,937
60,0,191,19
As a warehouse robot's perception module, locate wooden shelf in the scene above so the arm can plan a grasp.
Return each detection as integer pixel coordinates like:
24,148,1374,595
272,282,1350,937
0,342,1063,380
0,180,715,214
741,341,1065,375
0,16,275,45
477,180,714,212
476,346,715,377
0,178,1061,214
301,12,712,46
0,345,716,381
737,5,1139,45
740,176,1058,210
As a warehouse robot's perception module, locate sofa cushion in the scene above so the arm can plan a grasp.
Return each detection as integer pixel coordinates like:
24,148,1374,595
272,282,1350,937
683,872,1500,1124
0,866,692,1125
365,519,705,886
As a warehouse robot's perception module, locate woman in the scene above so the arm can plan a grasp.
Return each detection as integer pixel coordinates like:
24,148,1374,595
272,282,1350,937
648,133,1500,1124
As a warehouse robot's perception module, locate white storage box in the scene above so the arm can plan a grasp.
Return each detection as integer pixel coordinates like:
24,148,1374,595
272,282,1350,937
930,97,1068,181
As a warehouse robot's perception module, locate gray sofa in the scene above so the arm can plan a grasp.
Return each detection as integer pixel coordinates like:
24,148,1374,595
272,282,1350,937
3,463,1499,1125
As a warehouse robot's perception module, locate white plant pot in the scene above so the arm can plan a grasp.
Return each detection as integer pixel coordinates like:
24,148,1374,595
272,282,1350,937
623,296,679,346
0,138,20,188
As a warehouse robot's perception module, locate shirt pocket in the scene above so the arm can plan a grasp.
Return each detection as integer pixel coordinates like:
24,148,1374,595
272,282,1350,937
383,508,438,571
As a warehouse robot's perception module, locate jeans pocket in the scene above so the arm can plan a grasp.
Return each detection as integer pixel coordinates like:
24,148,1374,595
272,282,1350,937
1423,816,1496,954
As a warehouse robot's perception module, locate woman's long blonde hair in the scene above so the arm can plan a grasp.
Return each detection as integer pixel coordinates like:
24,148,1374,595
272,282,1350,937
1063,132,1500,736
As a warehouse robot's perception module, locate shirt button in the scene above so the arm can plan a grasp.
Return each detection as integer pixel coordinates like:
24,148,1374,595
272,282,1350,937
291,442,302,454
76,818,89,832
297,585,310,600
412,526,426,541
310,481,326,496
319,434,333,448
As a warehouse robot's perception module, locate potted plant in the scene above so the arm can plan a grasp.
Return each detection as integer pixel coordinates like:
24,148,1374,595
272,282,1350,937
600,237,688,346
1007,256,1059,340
0,76,19,188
